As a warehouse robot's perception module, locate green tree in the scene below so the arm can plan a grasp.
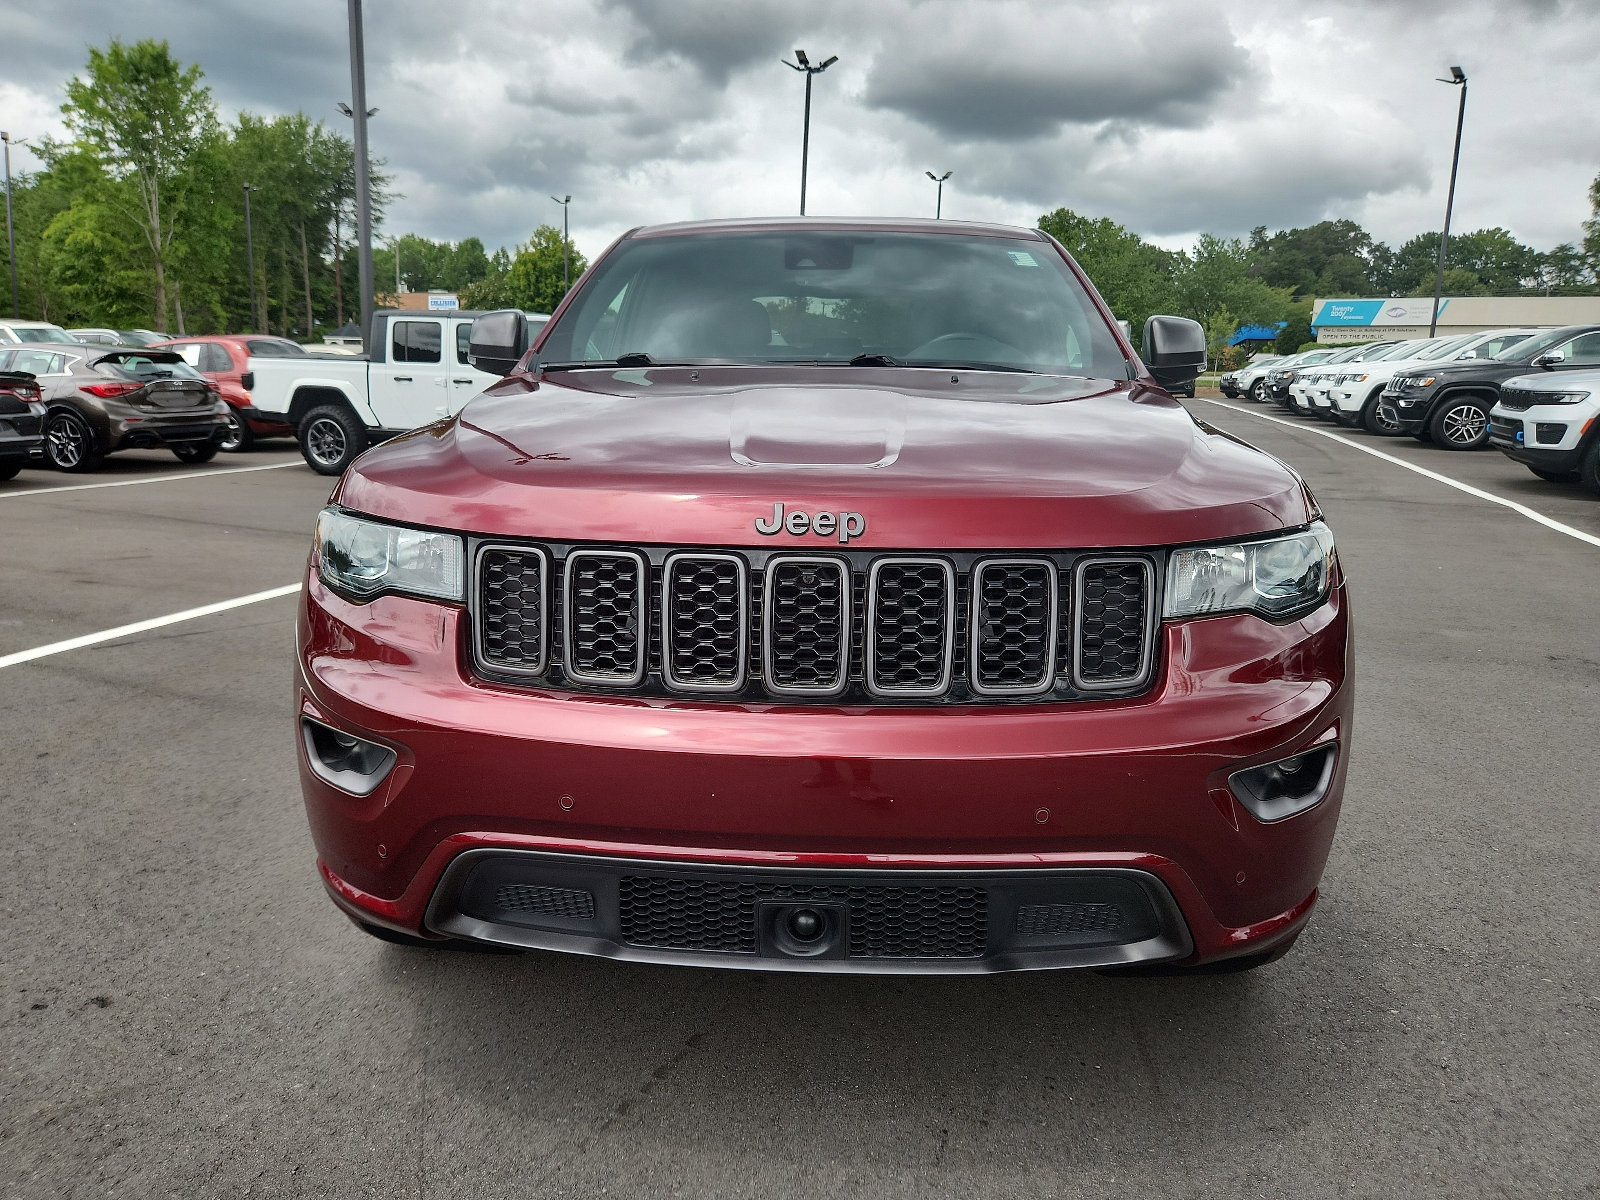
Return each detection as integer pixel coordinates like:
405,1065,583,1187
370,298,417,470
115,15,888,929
1583,170,1600,281
59,39,221,330
460,225,585,313
1247,220,1387,298
1038,207,1180,350
1276,301,1313,354
1172,233,1289,344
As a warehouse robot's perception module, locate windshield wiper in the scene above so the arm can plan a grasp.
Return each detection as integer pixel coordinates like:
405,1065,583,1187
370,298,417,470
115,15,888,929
541,351,657,371
847,352,905,367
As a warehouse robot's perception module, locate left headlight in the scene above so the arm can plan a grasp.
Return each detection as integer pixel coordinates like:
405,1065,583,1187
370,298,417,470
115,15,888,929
1531,390,1591,405
314,506,464,602
1165,522,1336,621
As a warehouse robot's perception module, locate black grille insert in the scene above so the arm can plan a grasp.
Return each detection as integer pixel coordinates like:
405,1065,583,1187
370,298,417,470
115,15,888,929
495,884,596,920
1076,559,1153,688
971,559,1056,695
564,550,647,685
662,554,746,692
1015,902,1124,936
617,874,988,959
763,557,848,695
476,547,548,673
867,559,954,695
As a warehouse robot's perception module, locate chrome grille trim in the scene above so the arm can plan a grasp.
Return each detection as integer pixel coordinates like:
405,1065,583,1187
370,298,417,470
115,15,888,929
471,543,549,676
864,557,956,698
661,552,749,694
563,549,648,687
1072,556,1158,692
969,557,1059,697
762,555,850,697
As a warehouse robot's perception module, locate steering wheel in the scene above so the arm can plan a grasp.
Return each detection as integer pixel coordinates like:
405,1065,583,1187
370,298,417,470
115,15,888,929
907,331,1027,362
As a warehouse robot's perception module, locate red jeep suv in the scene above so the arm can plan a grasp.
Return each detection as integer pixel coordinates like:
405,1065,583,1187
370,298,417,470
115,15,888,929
298,218,1351,974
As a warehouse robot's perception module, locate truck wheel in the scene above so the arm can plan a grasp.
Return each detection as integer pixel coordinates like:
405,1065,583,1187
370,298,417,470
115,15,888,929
1428,397,1491,450
300,404,367,476
219,407,253,452
44,410,105,473
1249,380,1266,403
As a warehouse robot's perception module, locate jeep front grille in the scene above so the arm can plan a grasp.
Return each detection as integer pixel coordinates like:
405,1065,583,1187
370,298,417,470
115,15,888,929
472,543,1161,704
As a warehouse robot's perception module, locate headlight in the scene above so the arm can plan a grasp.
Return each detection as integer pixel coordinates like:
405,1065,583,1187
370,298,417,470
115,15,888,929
1165,522,1336,621
314,506,464,602
1532,390,1591,405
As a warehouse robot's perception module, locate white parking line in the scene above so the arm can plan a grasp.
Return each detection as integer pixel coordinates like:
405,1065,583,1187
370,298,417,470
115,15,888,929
0,583,301,671
0,459,302,500
1195,397,1600,551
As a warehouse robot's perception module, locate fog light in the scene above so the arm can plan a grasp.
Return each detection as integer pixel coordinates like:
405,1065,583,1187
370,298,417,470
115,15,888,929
301,717,398,796
1228,742,1338,822
1535,423,1567,445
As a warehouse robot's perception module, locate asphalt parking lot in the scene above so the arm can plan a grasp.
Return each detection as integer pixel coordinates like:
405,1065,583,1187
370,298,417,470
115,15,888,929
4,406,1598,1199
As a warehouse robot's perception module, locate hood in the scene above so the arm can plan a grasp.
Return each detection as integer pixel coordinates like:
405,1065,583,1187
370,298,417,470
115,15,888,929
336,366,1314,550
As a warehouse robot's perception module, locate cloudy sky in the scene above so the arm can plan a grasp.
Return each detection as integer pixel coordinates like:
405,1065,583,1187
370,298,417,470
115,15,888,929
5,0,1597,262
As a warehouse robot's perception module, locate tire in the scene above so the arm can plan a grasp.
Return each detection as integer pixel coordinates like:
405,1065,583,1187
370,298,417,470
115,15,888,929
1579,438,1600,496
43,409,105,473
1428,395,1492,450
219,407,253,452
171,441,219,464
299,403,367,476
0,461,21,481
1527,466,1577,483
1360,391,1398,435
1249,380,1267,403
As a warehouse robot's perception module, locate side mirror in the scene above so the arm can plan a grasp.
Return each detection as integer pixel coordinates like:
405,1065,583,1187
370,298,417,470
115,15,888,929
467,310,533,376
1532,351,1565,368
1142,315,1207,390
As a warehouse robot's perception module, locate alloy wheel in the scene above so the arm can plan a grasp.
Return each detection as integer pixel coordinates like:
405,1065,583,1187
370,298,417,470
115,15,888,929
46,416,85,468
220,410,246,452
306,417,347,469
1441,404,1487,445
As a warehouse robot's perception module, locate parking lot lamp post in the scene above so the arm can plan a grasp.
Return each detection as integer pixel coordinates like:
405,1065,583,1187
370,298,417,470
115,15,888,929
783,50,837,216
550,195,571,292
926,170,952,219
242,184,260,332
1428,66,1468,338
344,0,378,352
3,132,18,317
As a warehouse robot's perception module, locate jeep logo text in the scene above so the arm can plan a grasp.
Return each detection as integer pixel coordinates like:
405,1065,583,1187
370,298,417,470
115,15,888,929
754,503,866,544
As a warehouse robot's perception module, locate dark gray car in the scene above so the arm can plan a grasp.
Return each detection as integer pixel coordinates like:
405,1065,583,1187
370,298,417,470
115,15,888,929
0,344,230,473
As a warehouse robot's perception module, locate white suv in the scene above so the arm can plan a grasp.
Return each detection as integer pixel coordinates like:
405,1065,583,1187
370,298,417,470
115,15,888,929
0,320,79,344
1288,342,1398,415
1327,329,1542,434
1488,367,1600,491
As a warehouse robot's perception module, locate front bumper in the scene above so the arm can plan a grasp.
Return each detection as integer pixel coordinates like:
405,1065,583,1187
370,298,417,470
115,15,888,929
1379,388,1434,434
298,568,1352,971
1489,404,1595,469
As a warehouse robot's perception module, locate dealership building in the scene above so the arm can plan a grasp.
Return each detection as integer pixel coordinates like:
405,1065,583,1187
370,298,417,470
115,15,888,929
1312,295,1600,343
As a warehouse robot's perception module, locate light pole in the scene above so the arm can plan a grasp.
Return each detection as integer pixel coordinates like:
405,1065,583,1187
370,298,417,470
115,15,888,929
242,183,259,332
782,50,837,216
926,170,952,219
342,0,379,352
1428,65,1467,338
550,194,571,292
2,131,20,317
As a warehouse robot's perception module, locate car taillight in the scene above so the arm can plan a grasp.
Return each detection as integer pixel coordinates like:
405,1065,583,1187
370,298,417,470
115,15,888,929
82,381,142,398
2,384,40,402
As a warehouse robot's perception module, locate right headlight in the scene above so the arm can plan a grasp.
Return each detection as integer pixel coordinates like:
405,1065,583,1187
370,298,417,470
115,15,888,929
314,506,465,603
1165,522,1336,621
1534,390,1591,405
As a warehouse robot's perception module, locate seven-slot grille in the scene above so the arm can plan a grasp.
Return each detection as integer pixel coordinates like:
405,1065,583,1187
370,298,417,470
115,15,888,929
473,544,1159,703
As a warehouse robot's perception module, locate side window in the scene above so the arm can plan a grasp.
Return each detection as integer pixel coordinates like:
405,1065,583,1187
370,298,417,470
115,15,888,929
1558,332,1600,366
202,344,233,373
10,351,64,375
170,343,204,367
456,322,471,365
392,320,442,364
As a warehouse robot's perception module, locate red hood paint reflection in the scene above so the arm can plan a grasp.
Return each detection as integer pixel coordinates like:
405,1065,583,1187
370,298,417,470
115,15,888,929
334,365,1312,550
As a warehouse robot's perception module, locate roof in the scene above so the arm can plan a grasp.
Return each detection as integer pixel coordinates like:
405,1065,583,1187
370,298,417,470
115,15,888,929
625,215,1045,241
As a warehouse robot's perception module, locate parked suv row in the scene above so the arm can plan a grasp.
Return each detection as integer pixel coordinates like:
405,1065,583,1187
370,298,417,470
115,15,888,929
1489,367,1600,492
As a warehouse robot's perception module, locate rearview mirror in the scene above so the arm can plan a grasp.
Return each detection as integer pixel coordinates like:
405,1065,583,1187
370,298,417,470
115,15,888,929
1142,315,1207,390
468,310,533,376
1533,351,1565,368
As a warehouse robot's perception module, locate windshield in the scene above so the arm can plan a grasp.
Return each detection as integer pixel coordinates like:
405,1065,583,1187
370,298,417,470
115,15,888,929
1494,328,1573,361
12,325,74,343
537,230,1128,377
105,354,206,382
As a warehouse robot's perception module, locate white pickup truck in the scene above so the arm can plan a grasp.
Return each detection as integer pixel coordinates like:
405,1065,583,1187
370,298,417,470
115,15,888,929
248,308,548,474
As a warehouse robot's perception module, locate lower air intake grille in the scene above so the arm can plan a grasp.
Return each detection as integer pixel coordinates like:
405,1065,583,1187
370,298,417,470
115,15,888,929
1015,902,1124,936
495,884,596,920
617,875,988,959
1077,559,1152,687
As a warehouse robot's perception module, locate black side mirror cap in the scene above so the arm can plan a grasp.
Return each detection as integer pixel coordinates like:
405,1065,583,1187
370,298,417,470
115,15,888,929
1532,352,1565,368
468,310,532,376
1142,315,1207,390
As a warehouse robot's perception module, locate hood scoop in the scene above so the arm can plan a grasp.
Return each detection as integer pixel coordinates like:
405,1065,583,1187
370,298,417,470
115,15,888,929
729,390,905,469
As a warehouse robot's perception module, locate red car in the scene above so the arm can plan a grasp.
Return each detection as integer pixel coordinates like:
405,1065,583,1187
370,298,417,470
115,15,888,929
157,334,303,451
297,218,1351,974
